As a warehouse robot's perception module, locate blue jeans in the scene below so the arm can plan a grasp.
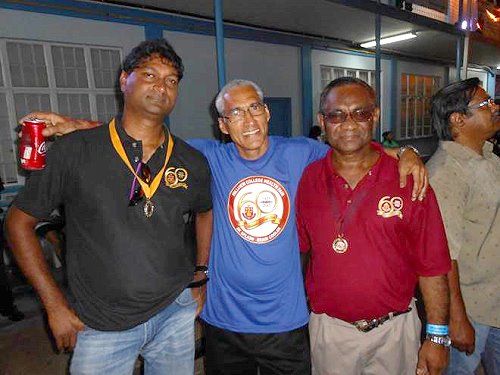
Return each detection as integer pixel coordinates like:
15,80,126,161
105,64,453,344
70,288,197,375
445,319,500,375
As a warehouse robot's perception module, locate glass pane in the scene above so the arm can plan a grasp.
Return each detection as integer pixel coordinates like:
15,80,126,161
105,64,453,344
96,94,119,124
333,68,344,80
400,97,408,139
358,71,369,84
0,93,11,139
401,74,408,95
408,97,415,138
91,48,121,89
7,42,48,87
408,75,416,96
3,162,19,183
57,94,91,119
51,46,88,88
14,93,51,119
415,76,424,96
415,98,423,136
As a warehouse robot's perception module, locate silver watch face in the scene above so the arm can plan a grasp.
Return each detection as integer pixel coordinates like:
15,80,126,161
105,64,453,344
427,334,451,347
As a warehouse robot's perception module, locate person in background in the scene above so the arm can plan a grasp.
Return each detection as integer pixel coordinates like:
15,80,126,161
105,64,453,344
297,77,451,375
308,125,323,142
382,130,400,148
6,39,212,375
427,78,500,375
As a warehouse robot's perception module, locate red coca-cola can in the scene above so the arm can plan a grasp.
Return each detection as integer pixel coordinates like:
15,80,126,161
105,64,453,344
20,119,47,170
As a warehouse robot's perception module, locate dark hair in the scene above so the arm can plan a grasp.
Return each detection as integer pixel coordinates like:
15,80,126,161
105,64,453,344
430,77,480,141
122,39,184,80
319,77,375,113
382,131,392,139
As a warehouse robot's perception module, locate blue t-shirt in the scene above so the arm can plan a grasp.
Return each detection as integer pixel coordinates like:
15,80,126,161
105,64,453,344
189,136,328,333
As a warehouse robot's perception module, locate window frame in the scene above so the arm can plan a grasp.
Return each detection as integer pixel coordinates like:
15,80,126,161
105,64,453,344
0,38,122,185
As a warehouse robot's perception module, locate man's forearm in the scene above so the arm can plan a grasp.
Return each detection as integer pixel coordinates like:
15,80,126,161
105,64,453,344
419,274,450,324
5,207,68,312
195,209,212,267
448,261,468,321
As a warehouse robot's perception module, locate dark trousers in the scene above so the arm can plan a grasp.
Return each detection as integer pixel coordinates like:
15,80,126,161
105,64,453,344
0,262,14,313
204,322,311,375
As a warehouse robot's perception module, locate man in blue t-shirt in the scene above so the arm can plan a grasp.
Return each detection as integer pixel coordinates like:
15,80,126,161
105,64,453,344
24,79,426,374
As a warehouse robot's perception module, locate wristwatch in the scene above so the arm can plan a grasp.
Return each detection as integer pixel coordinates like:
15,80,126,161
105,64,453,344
397,145,421,159
426,334,452,347
195,265,209,277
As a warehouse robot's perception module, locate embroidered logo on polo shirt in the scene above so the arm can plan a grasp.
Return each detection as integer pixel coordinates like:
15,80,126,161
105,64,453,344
377,195,403,219
227,176,290,244
165,167,188,189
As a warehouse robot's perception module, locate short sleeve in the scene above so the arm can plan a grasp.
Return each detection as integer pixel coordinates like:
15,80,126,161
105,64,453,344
295,173,312,253
429,165,468,260
407,187,451,276
13,139,69,220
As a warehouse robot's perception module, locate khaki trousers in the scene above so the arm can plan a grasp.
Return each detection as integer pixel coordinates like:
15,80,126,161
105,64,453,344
309,301,420,375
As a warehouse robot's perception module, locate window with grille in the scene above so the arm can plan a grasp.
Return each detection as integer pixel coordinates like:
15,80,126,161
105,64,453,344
320,66,377,92
0,39,122,184
399,73,440,140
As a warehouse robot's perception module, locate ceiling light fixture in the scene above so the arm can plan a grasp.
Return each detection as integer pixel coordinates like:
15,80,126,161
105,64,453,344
360,32,417,48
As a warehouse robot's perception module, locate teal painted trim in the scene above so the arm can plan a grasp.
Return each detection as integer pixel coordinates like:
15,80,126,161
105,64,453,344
390,57,398,136
145,25,163,40
301,45,313,136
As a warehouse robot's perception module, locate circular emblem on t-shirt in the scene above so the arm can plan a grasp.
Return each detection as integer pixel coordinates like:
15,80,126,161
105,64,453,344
227,176,290,244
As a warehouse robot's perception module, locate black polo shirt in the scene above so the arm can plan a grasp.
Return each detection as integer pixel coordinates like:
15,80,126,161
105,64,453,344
14,119,212,330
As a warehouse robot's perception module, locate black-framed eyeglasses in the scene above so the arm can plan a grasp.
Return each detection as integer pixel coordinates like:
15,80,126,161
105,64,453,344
223,102,266,123
322,106,375,124
128,162,151,206
468,97,495,110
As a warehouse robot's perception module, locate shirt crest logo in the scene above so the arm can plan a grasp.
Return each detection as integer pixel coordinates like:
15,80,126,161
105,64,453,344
165,167,188,189
377,195,403,219
227,176,290,244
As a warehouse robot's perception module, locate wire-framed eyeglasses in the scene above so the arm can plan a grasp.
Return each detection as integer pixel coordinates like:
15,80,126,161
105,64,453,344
223,102,266,123
468,97,495,110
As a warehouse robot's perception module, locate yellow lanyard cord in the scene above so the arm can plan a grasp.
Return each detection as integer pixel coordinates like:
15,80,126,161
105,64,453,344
109,118,173,200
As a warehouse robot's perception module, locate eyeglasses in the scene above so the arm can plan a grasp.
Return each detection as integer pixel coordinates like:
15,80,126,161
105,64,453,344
223,102,266,123
128,162,151,206
468,98,495,110
322,107,375,124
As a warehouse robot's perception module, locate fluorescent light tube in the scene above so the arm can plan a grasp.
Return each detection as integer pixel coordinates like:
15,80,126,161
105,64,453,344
361,32,417,48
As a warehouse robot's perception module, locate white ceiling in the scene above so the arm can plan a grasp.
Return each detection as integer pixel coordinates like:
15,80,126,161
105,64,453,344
93,0,500,67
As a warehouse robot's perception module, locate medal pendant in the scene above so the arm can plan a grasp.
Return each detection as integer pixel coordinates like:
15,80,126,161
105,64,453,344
144,199,155,218
332,236,348,254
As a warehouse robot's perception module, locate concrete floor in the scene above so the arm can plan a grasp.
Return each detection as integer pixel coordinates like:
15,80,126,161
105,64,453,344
0,267,204,375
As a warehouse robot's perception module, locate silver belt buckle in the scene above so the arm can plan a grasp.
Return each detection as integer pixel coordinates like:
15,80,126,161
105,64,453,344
353,319,377,332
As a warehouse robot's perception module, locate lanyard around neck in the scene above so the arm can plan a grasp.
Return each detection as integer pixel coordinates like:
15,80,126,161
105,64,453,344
109,118,173,200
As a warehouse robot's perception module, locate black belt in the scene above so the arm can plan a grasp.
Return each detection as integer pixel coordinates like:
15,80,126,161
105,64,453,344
350,307,412,333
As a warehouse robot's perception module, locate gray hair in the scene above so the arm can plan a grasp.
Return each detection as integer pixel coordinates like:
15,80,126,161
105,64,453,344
215,79,264,116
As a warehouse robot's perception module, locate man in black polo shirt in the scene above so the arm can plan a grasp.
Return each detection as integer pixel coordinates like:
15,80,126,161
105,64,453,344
6,39,212,375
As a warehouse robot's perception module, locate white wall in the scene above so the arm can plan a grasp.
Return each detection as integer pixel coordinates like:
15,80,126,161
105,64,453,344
165,31,302,138
0,9,144,55
225,39,302,136
163,31,219,140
